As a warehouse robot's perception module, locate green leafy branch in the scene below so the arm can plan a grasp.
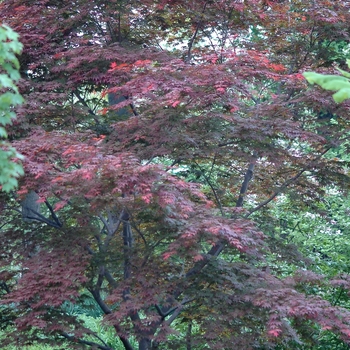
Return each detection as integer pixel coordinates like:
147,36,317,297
0,25,24,192
303,59,350,104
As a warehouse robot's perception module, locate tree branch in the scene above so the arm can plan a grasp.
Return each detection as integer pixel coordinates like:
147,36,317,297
89,287,135,350
160,153,260,319
236,153,258,208
194,161,224,215
73,89,100,124
44,200,62,227
245,147,331,218
165,297,194,326
23,208,63,228
60,331,113,350
95,265,105,292
185,1,209,62
91,333,110,348
101,209,123,251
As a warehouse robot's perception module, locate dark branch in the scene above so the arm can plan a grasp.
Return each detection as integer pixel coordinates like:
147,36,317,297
101,210,123,251
73,89,100,124
245,147,331,218
194,161,224,215
236,152,258,208
44,200,62,227
185,0,208,62
60,331,113,350
89,287,135,350
23,208,63,228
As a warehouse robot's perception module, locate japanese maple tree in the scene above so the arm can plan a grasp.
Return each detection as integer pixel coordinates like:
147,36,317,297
1,0,350,349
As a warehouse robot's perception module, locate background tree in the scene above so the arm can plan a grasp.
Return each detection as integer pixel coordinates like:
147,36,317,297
1,1,350,349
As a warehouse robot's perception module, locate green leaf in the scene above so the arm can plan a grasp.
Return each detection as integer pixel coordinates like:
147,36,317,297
332,88,350,103
321,79,350,91
303,70,350,103
0,127,8,138
346,59,350,70
0,25,24,192
1,177,18,192
336,67,350,79
303,72,349,90
0,74,16,89
1,24,19,41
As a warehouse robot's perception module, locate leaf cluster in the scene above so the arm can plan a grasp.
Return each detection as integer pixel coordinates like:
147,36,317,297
303,61,350,103
0,24,24,191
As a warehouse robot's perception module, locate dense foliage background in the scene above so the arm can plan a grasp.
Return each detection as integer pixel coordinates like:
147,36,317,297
2,1,350,349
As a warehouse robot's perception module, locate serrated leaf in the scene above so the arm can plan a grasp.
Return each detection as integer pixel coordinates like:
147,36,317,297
0,74,15,89
0,25,23,192
1,24,19,41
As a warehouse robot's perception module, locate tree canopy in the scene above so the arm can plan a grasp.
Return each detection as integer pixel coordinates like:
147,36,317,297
1,1,350,349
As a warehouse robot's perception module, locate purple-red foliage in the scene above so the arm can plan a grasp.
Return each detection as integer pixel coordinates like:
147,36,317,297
1,0,350,349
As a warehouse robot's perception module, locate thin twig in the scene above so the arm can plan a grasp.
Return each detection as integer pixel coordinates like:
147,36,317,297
194,161,224,215
185,1,209,62
245,147,331,218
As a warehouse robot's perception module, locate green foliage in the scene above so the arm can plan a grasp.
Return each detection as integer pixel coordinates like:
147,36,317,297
79,314,138,349
0,24,24,192
0,328,64,350
260,192,350,349
303,59,350,103
2,344,63,350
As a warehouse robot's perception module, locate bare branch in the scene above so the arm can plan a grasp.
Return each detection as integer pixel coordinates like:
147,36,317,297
88,287,135,350
91,333,110,348
95,265,105,291
236,152,258,208
104,268,118,289
23,208,63,228
185,1,209,62
130,220,148,246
